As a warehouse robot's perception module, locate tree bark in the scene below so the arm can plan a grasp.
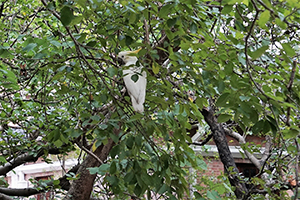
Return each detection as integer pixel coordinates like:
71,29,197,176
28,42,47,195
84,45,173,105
201,108,248,199
0,164,79,197
64,127,120,200
0,193,13,200
0,147,62,176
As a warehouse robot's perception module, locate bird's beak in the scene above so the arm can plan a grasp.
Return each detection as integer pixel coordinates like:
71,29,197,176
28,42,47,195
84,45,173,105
117,57,125,66
130,48,142,55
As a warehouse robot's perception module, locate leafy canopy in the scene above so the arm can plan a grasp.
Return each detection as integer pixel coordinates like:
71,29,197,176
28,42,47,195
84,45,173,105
0,0,300,199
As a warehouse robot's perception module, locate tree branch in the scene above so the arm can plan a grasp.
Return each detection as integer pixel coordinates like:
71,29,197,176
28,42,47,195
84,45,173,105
0,164,79,197
0,193,14,200
286,60,297,126
75,142,103,165
187,133,213,146
200,107,248,198
224,128,262,169
260,135,272,165
143,19,150,45
0,147,62,176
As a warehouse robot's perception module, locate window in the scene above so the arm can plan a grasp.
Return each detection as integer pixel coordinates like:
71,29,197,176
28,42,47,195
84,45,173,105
236,163,259,189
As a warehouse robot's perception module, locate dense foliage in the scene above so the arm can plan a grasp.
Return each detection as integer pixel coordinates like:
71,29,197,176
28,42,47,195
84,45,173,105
0,0,300,199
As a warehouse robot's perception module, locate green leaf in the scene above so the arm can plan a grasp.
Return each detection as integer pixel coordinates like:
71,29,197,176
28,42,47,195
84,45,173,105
243,0,249,6
141,173,153,186
99,38,106,47
159,4,174,18
282,43,295,57
167,18,177,27
223,0,243,5
215,93,230,107
106,175,118,187
54,139,63,148
207,190,221,200
22,43,37,52
190,23,197,34
262,85,271,93
100,94,107,103
98,163,110,173
275,18,287,29
158,184,169,194
283,127,299,139
252,120,264,134
263,120,270,133
134,184,143,196
0,49,10,58
152,62,160,74
107,67,116,77
214,184,226,195
239,96,251,101
71,16,83,25
235,20,245,31
61,6,74,26
238,54,246,65
125,35,133,46
90,115,100,121
110,145,120,158
0,156,6,163
70,129,82,137
87,40,97,47
217,81,225,93
110,161,117,174
88,167,99,174
287,144,297,152
217,114,232,123
99,124,108,130
221,5,232,14
124,171,135,183
129,13,136,24
250,45,269,60
196,157,207,170
49,40,61,47
53,180,60,186
258,10,270,28
287,0,297,6
109,133,119,143
131,74,139,82
261,0,272,7
126,136,134,149
34,53,47,59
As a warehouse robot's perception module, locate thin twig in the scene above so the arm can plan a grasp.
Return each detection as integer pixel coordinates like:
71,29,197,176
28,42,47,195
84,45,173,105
256,0,275,14
76,142,103,165
287,60,297,91
286,60,297,125
187,133,213,146
245,1,267,98
144,19,150,45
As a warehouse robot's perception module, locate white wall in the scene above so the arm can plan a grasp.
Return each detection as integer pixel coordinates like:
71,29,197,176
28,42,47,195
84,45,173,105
7,159,77,188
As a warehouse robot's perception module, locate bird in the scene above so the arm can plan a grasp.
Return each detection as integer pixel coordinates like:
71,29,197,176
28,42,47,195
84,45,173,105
117,48,147,113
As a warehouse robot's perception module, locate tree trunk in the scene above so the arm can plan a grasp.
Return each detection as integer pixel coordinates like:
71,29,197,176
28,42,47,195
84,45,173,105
63,138,115,200
201,108,248,199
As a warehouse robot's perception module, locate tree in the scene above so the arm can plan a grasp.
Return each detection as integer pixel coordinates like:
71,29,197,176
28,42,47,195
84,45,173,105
0,0,299,199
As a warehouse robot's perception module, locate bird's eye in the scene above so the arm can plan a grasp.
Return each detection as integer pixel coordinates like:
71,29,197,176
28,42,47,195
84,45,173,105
121,55,124,58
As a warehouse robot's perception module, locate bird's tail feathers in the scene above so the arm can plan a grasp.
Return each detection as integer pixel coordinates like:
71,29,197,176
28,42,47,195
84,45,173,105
133,103,144,113
132,102,144,113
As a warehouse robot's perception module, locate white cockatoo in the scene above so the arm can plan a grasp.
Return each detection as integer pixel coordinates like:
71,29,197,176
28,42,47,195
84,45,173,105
117,49,146,113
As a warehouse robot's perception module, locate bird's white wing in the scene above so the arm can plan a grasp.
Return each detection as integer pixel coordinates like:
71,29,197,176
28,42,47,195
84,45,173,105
123,68,146,112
